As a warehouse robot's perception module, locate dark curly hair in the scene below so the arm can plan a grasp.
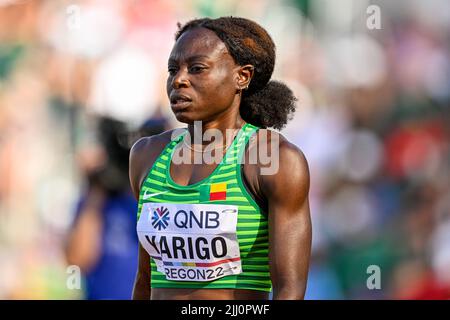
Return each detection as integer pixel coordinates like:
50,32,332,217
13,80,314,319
175,17,297,130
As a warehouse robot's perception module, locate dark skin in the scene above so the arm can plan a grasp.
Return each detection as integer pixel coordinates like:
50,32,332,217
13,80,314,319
130,27,311,300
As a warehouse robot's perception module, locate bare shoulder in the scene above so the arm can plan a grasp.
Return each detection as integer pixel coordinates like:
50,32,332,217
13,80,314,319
130,128,180,160
245,128,310,200
129,128,184,199
246,128,309,173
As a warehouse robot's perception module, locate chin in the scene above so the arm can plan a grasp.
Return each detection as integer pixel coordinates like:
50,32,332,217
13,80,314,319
173,110,205,124
173,113,195,125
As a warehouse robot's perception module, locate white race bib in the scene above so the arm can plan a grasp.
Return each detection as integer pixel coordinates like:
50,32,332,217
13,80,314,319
137,203,242,282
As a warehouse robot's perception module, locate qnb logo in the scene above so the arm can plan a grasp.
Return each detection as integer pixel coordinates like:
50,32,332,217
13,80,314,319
151,207,170,230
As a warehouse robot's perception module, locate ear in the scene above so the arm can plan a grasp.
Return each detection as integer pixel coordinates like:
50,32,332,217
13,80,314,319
236,64,254,91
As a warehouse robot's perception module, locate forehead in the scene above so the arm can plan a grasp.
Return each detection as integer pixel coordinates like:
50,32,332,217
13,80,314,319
169,27,232,63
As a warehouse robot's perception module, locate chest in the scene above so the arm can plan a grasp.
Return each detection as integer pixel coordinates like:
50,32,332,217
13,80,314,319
169,140,235,183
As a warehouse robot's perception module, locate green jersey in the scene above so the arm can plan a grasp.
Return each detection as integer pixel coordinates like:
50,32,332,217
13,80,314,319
136,123,271,292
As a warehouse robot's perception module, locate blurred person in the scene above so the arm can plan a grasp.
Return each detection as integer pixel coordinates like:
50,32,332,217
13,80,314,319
391,259,450,300
65,116,168,300
130,17,312,300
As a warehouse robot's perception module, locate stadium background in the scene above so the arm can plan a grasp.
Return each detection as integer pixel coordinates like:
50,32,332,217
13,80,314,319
0,0,449,299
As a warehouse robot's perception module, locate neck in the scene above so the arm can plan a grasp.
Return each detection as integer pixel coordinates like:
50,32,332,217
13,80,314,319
186,101,246,148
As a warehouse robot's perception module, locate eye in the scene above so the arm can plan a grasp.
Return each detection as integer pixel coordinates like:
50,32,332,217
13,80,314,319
189,65,207,73
168,66,178,76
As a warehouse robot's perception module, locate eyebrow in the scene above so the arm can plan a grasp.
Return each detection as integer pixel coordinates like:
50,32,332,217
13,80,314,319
168,55,210,64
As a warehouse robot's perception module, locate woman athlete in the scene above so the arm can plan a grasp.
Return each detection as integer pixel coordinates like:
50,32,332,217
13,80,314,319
130,17,311,300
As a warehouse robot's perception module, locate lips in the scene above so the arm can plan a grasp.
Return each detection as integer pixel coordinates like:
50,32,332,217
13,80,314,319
170,93,192,111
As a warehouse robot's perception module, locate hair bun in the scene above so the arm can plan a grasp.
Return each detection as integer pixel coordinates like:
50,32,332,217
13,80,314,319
240,80,297,130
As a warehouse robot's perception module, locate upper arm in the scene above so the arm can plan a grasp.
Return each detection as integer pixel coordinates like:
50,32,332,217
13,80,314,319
259,136,312,299
129,131,175,299
132,243,151,300
129,137,153,298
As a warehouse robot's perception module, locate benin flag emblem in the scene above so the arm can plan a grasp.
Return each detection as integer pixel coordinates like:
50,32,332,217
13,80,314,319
209,182,227,201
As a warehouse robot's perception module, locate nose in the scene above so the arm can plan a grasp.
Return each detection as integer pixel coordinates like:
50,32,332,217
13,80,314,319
171,68,190,89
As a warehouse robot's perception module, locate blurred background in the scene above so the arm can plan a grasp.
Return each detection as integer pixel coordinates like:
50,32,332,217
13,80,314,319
0,0,449,299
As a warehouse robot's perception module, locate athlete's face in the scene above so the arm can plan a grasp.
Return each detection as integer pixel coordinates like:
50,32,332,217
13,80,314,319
166,27,241,123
